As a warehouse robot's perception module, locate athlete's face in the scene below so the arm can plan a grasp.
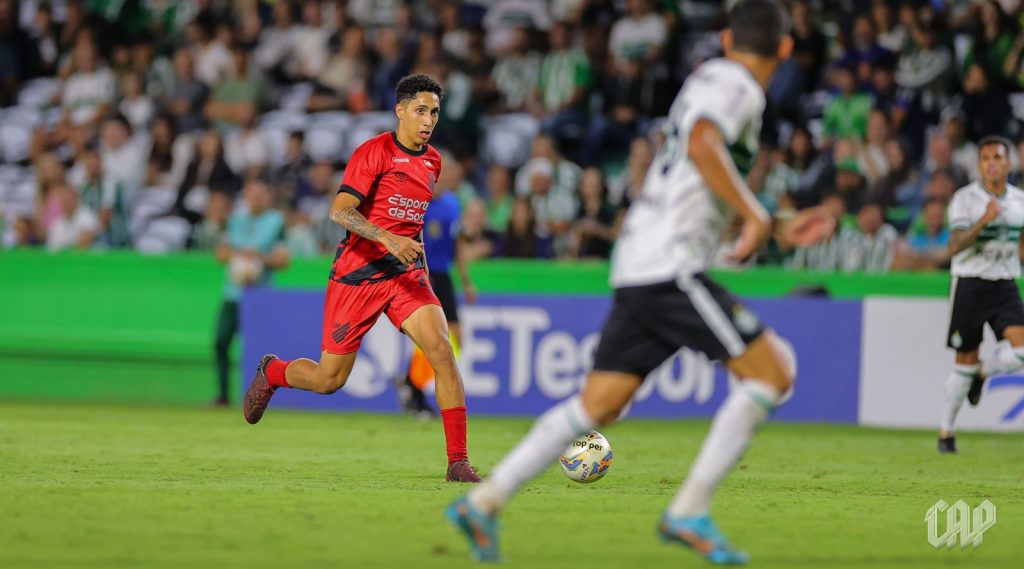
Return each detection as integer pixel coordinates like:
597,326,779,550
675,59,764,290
396,92,441,147
979,143,1011,186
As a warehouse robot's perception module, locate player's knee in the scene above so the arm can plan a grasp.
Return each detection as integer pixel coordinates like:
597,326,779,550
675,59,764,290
422,336,455,368
772,336,797,385
313,371,348,394
768,336,797,399
738,334,796,396
593,403,629,427
580,392,631,427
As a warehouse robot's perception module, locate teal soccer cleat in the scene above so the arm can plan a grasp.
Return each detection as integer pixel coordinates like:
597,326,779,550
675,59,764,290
446,495,500,562
658,513,750,565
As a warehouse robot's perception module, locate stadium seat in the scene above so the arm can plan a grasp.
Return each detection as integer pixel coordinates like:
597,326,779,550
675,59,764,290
1009,93,1024,121
278,82,315,112
133,215,191,254
342,112,396,162
305,127,344,162
0,119,34,165
15,78,58,109
129,187,178,238
259,110,312,167
305,112,353,162
482,113,540,169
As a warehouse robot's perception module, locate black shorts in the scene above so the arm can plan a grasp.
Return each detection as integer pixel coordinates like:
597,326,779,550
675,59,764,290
429,271,459,323
947,276,1024,352
592,273,766,377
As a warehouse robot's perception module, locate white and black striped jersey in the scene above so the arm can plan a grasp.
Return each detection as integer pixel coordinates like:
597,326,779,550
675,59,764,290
948,181,1024,280
610,58,765,287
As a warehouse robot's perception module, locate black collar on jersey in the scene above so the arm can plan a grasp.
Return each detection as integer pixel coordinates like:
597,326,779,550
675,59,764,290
391,131,429,157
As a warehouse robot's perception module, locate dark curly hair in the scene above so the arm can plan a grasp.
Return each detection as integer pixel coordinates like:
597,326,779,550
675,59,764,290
978,135,1013,156
730,0,789,58
395,74,445,104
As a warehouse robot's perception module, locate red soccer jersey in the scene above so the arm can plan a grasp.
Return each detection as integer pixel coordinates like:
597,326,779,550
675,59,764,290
331,131,442,285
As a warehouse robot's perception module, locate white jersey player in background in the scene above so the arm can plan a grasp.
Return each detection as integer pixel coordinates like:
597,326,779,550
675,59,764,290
939,136,1024,453
448,1,799,565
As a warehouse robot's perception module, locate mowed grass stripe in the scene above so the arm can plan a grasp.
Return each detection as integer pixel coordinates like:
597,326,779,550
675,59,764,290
1,401,1021,569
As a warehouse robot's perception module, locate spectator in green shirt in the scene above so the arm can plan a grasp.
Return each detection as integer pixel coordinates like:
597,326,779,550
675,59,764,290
484,165,513,232
537,22,592,156
823,60,872,142
203,46,266,131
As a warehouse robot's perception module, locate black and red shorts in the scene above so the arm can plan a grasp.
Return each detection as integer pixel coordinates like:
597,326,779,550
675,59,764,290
321,268,440,354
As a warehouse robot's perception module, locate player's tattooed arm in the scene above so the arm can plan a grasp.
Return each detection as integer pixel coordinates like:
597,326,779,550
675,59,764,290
330,192,423,264
331,206,386,241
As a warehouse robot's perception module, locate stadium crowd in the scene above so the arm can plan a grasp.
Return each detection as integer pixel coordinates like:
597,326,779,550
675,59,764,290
1,0,1023,272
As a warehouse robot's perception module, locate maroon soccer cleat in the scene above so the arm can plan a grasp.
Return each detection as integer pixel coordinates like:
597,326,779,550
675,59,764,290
446,460,482,483
243,354,279,424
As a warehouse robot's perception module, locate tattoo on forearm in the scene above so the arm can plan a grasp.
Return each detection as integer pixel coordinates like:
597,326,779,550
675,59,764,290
332,207,387,243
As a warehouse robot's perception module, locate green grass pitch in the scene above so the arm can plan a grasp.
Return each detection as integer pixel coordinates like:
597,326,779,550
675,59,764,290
1,401,1021,568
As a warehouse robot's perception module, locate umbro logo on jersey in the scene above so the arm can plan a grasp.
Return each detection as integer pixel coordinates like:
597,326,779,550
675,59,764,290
392,156,410,163
423,160,433,168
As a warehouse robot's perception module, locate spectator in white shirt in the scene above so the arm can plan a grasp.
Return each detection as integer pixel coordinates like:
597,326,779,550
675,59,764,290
286,0,331,82
483,0,552,55
31,35,115,159
223,105,269,178
119,73,155,131
46,184,98,252
99,115,147,207
187,17,234,87
253,1,298,81
608,0,667,70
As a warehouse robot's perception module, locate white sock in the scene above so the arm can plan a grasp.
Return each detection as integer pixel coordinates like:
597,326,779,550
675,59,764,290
469,396,596,515
940,364,976,434
667,380,781,518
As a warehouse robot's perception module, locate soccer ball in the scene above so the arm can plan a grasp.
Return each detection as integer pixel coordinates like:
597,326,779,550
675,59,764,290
229,254,264,286
559,431,613,483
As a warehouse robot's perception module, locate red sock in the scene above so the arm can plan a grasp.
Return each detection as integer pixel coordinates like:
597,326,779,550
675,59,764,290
440,406,468,464
265,358,292,388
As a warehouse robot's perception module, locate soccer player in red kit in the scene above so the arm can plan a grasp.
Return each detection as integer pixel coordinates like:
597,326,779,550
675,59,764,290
242,74,481,483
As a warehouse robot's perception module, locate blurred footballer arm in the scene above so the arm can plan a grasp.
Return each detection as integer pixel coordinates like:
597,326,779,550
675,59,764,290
455,240,478,304
262,244,290,270
215,241,233,264
688,119,771,261
949,199,1000,256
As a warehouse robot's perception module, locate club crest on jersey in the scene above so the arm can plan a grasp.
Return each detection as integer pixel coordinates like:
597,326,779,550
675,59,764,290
423,160,433,168
732,305,760,334
392,156,410,163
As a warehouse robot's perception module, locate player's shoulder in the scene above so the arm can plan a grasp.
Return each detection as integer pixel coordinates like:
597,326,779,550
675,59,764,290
423,144,442,162
1006,183,1024,200
680,58,764,115
355,131,395,155
950,181,980,201
688,58,760,93
694,57,744,79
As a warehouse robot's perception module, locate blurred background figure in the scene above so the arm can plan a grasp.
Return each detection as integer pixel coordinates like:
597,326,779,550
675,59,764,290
45,183,97,252
5,0,1021,271
396,160,478,418
212,180,289,406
